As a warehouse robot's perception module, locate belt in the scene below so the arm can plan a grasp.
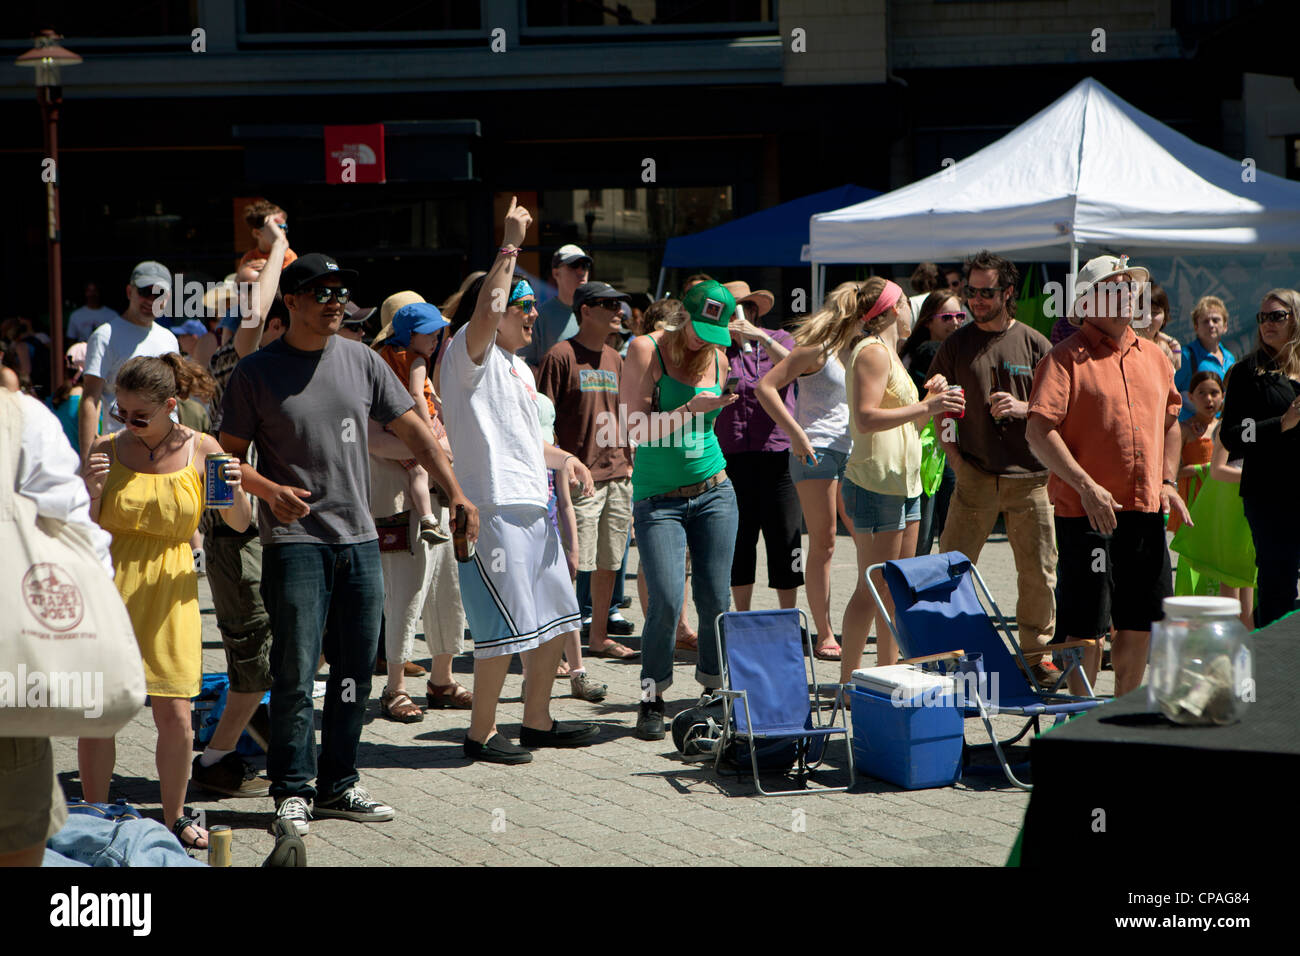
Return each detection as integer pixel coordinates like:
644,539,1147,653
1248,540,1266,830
655,470,727,500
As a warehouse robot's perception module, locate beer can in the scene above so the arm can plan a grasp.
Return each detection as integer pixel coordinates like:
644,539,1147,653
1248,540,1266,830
205,453,236,509
945,385,965,420
208,825,232,867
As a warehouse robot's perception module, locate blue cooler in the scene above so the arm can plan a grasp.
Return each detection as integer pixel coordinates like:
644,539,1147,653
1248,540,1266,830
192,673,270,756
849,665,964,790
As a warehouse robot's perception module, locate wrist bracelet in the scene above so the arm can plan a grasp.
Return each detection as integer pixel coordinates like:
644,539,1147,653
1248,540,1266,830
1162,479,1177,488
562,454,576,467
499,246,520,258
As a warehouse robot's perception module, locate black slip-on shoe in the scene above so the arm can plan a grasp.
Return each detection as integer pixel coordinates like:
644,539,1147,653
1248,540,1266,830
464,733,533,764
519,720,601,748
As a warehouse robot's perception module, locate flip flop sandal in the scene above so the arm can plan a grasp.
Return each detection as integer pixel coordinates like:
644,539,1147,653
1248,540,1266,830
426,681,473,710
675,632,699,652
587,642,640,660
554,661,571,679
172,814,208,852
814,643,843,661
381,689,425,723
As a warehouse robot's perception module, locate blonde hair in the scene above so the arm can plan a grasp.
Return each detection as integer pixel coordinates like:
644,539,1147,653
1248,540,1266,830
1191,295,1229,330
1252,288,1300,381
795,278,902,355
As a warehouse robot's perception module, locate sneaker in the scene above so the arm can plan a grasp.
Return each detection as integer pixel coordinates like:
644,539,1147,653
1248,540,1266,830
419,516,452,545
464,733,532,764
519,720,601,748
605,612,635,636
570,671,608,702
262,819,307,868
618,596,632,609
635,699,666,741
191,752,270,798
272,796,312,836
314,786,395,823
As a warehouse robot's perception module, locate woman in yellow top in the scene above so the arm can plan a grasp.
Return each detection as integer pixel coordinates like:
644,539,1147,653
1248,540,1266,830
798,279,963,681
79,353,251,851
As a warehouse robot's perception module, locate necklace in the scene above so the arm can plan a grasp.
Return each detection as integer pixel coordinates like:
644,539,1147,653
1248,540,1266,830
136,422,176,461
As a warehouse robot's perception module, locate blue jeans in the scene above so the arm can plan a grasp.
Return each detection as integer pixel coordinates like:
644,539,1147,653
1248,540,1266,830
633,480,738,696
261,540,384,803
576,528,630,617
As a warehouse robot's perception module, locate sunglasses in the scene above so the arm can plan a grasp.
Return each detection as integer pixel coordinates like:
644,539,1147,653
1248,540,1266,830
593,299,624,312
963,284,1005,300
934,312,965,322
510,298,537,312
109,402,166,429
1258,310,1293,325
134,286,164,300
305,286,350,305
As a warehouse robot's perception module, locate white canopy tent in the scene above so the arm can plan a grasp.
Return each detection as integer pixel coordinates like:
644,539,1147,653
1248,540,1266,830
808,77,1300,306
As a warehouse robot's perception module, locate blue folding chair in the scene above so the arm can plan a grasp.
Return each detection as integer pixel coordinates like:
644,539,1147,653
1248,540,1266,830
865,553,1104,791
711,609,854,796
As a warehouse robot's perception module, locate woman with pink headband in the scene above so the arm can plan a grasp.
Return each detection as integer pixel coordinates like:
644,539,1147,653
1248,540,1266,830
836,278,963,680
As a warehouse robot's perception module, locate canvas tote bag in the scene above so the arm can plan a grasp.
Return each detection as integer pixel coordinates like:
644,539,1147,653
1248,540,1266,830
0,391,145,737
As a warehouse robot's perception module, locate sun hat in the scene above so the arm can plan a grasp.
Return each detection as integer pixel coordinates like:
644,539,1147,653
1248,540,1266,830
1069,254,1150,326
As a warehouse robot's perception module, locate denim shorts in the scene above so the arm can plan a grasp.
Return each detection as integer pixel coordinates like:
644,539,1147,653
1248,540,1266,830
842,478,921,533
788,447,849,484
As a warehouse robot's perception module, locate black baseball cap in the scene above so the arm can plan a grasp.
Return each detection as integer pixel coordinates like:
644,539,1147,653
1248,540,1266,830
279,253,359,296
572,281,630,317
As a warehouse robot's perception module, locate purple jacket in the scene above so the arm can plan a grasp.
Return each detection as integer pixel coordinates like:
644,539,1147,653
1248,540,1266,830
716,329,797,455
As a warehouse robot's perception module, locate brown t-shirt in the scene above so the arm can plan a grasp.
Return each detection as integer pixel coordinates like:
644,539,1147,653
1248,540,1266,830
537,338,630,483
929,320,1051,475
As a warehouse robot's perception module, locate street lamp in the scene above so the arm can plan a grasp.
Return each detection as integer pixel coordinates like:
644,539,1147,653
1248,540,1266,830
16,29,81,393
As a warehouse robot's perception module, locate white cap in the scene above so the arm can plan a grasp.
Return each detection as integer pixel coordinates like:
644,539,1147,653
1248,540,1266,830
1162,596,1241,619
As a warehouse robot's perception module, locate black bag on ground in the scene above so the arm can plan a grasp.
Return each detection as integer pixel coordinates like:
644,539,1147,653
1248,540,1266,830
671,695,800,772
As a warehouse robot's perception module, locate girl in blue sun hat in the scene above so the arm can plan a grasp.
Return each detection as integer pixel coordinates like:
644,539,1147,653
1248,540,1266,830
373,293,453,545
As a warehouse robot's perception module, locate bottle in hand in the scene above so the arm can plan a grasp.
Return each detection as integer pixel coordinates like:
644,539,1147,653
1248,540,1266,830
453,504,475,563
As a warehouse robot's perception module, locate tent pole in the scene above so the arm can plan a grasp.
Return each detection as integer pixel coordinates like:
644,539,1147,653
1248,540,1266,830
1067,243,1079,319
654,266,666,300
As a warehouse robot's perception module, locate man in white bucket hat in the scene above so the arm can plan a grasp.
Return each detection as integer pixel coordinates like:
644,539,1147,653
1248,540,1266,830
1026,254,1188,698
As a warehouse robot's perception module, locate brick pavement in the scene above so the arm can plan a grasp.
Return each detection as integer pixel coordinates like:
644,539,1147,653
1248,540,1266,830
49,531,1115,866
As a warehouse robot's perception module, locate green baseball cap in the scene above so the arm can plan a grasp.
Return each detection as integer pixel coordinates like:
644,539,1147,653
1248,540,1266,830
681,280,735,347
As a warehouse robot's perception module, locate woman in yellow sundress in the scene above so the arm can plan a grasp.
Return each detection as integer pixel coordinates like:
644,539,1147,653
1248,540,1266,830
78,353,250,851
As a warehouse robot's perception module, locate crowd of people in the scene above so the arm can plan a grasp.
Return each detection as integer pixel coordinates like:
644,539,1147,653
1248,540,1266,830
4,191,1299,861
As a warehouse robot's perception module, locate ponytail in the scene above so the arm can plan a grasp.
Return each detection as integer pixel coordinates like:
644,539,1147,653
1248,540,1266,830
117,353,216,405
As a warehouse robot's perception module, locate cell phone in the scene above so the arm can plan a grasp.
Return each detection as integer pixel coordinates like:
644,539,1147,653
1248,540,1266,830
723,375,741,395
453,504,475,563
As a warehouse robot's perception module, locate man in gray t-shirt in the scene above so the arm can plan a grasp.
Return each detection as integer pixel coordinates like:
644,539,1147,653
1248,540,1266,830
219,253,477,835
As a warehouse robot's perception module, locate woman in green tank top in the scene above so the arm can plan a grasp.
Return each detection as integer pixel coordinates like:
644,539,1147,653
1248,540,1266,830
620,284,740,741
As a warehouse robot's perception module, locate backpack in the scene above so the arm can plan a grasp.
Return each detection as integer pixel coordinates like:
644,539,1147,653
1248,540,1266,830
671,694,803,772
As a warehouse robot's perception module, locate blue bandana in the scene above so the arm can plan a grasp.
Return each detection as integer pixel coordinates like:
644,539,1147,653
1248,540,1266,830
509,279,535,305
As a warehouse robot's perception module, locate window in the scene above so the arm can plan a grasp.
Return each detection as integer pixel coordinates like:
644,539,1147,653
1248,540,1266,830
524,0,774,29
4,1,194,40
242,0,479,34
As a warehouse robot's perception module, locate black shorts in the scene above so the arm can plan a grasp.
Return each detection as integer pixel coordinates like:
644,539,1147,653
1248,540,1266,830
1055,511,1172,638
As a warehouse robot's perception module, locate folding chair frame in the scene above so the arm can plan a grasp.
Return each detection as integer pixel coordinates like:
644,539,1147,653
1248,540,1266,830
711,609,855,797
865,560,1099,791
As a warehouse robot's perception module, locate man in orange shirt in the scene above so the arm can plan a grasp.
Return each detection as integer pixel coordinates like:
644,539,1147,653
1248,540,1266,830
1027,255,1190,698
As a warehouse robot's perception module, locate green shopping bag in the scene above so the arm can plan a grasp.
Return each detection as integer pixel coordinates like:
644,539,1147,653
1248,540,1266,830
1168,466,1257,589
919,419,945,497
1016,264,1055,340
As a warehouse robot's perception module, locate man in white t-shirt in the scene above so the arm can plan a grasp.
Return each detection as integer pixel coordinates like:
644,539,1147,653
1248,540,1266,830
442,199,600,765
78,261,181,459
66,283,117,344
